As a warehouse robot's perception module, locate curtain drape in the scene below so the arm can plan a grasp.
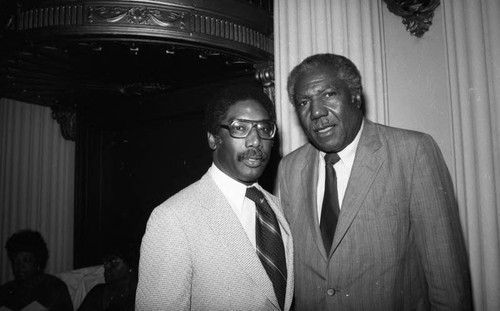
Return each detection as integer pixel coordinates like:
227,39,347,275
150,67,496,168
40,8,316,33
0,98,75,285
443,1,500,310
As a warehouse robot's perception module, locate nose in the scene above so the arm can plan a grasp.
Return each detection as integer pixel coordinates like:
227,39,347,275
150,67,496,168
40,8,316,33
311,99,328,119
245,126,262,148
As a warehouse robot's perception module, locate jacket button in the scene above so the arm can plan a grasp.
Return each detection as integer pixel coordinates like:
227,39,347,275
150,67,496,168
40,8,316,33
327,288,336,296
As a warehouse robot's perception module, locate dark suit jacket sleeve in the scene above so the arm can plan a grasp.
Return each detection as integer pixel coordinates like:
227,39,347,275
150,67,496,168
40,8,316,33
410,134,472,309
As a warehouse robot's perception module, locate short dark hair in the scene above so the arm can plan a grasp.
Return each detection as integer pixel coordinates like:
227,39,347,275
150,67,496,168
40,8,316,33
204,84,276,135
5,229,49,271
287,53,363,103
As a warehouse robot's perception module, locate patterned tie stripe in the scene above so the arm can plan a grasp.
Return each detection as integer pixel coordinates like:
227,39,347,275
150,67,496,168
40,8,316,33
246,186,287,310
255,213,287,280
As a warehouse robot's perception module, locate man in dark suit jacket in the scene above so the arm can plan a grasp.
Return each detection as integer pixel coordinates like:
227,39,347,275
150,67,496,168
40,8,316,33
277,53,471,310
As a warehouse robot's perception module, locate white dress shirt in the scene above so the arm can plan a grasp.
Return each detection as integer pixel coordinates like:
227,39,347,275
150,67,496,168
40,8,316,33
210,163,259,249
317,120,364,222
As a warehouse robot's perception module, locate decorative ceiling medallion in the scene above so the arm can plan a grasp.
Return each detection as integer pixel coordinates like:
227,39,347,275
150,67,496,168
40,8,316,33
89,6,185,29
383,0,440,38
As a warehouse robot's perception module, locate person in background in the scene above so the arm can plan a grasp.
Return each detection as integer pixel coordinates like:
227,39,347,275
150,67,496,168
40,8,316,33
277,53,472,310
136,84,294,311
0,229,73,311
77,243,138,311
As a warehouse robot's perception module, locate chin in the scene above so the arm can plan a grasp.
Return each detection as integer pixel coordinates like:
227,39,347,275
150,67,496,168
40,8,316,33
238,170,264,184
313,141,342,153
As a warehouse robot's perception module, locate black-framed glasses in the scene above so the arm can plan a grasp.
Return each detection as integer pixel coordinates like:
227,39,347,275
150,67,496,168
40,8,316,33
220,119,276,140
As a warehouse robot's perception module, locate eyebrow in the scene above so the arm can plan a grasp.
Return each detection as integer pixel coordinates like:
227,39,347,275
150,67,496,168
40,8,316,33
228,118,273,123
298,84,340,98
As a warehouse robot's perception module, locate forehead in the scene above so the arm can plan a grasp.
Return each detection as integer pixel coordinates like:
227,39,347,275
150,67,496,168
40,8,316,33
225,99,270,121
11,251,37,261
295,65,346,95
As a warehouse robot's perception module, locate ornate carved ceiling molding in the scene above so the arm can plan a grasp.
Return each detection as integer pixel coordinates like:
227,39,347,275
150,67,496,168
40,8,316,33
11,0,273,60
88,6,186,28
383,0,440,38
0,1,274,140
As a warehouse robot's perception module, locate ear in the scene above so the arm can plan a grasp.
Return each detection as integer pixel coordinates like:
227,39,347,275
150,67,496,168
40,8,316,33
207,132,221,150
352,93,362,109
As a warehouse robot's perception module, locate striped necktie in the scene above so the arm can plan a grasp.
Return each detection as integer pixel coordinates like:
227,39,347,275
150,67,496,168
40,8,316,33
246,186,287,310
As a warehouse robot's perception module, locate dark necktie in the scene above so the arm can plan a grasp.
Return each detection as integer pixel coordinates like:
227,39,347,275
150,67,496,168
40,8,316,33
246,186,287,310
320,153,341,254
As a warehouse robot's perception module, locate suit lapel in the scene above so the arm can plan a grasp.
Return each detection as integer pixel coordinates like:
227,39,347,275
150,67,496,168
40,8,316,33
300,146,330,260
263,191,294,311
331,120,384,254
200,173,280,309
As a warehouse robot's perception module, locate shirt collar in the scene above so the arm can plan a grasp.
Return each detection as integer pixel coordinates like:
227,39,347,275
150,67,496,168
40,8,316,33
209,163,258,208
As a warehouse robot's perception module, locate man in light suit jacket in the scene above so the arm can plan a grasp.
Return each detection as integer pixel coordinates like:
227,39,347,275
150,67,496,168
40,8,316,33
277,53,471,310
136,85,294,311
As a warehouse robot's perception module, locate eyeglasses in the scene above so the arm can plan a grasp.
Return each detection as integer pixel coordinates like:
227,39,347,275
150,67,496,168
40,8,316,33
220,119,276,140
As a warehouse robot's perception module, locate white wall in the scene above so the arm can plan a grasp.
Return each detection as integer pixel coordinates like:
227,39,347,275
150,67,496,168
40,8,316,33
381,5,456,178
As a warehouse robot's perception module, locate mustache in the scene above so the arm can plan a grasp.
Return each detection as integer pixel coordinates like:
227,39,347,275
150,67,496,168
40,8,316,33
312,119,336,131
237,148,267,162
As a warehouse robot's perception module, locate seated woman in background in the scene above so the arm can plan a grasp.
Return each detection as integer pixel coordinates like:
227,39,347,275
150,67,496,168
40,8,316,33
0,229,73,311
77,243,138,311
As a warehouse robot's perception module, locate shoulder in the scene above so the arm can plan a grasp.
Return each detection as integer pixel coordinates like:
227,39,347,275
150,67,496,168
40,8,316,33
0,279,15,288
366,120,437,151
280,143,316,169
369,121,430,140
77,284,105,311
38,274,72,300
0,279,15,294
35,274,73,309
260,186,279,205
41,274,69,289
151,172,212,215
146,171,219,227
362,121,447,170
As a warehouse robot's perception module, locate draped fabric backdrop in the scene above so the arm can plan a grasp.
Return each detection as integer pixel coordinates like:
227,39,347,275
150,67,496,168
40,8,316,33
274,0,386,154
0,98,75,285
443,1,500,310
274,0,500,310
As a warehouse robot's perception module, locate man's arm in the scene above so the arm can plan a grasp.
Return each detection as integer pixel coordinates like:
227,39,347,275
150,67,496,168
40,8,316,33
410,134,472,310
135,207,192,310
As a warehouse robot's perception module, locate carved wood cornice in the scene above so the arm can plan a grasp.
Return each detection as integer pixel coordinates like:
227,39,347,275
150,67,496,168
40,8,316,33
51,106,76,141
254,61,275,104
88,6,186,27
12,1,273,60
1,1,274,141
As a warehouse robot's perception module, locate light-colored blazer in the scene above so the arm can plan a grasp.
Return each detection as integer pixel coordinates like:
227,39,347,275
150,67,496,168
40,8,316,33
277,119,471,310
136,171,294,311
